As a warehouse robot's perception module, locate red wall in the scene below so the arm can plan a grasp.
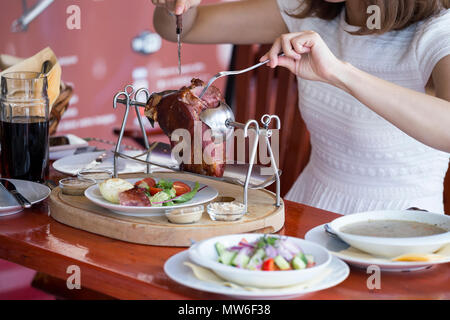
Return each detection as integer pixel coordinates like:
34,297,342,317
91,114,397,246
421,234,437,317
0,0,230,144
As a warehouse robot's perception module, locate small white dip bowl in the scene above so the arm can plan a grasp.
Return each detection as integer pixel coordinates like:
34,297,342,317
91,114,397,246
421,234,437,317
328,210,450,258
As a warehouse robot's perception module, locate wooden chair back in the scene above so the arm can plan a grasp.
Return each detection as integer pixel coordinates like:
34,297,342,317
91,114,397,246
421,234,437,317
229,44,310,196
228,44,450,214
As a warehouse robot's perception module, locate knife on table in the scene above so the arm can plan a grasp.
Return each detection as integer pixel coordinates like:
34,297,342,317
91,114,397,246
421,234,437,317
0,179,32,209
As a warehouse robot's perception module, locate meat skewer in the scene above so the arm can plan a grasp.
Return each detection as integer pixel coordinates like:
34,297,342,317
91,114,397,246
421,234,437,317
145,79,226,177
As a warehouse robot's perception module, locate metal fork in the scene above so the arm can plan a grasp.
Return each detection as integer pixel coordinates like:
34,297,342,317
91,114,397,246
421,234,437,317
199,53,285,98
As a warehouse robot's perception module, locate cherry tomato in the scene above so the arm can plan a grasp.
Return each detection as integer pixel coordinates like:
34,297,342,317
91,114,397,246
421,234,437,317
262,258,275,271
238,239,248,246
173,181,191,196
149,187,163,196
135,177,156,190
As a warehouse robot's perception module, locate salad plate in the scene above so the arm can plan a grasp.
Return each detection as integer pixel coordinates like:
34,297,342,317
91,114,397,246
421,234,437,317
188,234,331,288
84,178,218,216
164,250,349,299
305,224,450,272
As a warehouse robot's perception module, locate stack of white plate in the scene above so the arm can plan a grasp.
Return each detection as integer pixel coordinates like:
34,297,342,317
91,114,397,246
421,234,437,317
164,233,349,299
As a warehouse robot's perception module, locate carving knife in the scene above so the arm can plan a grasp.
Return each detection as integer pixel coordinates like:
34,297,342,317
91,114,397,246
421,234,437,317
0,178,32,209
176,14,182,75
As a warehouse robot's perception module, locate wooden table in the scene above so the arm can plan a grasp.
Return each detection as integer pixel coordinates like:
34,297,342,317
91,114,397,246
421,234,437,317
0,176,449,300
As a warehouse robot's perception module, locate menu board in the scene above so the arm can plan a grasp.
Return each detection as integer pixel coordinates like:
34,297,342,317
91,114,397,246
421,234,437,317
0,0,231,146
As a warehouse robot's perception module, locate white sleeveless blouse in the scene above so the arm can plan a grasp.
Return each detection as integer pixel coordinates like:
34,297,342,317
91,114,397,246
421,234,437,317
276,0,450,214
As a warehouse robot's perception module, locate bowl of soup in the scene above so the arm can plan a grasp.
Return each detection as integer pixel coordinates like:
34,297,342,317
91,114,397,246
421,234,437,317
328,210,450,258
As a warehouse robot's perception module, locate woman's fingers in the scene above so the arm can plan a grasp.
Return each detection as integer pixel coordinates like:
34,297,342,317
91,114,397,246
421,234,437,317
291,31,322,55
152,0,190,14
260,38,281,68
276,56,299,74
261,31,340,83
268,38,283,68
175,0,187,14
280,34,301,60
261,32,312,69
291,37,312,54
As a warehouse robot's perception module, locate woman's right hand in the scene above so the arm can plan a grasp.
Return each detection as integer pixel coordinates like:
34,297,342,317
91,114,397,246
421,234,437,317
151,0,202,15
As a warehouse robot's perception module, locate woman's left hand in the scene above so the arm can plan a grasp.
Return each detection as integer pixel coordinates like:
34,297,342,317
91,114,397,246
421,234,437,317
260,31,345,85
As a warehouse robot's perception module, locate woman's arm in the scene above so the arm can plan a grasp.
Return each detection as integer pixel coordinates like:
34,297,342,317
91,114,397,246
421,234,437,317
261,32,450,153
333,55,450,152
153,0,288,45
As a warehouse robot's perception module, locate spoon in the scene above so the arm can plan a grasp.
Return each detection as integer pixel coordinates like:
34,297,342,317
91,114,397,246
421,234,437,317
199,101,235,141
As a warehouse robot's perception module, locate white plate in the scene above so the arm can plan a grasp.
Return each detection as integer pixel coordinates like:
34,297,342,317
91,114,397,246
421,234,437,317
328,210,450,258
164,250,349,299
52,150,149,175
188,234,332,288
84,178,218,216
305,224,450,272
0,179,51,216
49,134,89,160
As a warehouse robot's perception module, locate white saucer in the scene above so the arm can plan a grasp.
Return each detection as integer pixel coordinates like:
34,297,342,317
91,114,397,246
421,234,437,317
164,250,349,299
305,224,450,272
0,179,51,216
52,150,150,176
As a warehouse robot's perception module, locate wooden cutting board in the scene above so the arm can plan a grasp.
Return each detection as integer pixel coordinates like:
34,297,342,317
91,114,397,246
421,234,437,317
49,172,285,247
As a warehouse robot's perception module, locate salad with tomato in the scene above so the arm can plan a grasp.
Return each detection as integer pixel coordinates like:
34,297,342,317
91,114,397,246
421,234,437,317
215,236,316,271
98,177,205,207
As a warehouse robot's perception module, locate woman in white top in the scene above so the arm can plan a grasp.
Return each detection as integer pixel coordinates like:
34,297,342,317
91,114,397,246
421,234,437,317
152,0,450,214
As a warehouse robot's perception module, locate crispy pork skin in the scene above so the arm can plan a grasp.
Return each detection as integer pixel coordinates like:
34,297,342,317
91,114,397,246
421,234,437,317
145,79,226,177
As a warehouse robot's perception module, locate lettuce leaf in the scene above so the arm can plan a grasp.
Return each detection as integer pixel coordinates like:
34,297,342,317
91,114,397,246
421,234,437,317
173,182,200,204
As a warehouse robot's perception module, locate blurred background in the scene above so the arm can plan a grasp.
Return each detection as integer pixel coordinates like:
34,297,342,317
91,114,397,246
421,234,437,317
0,0,231,299
0,0,231,146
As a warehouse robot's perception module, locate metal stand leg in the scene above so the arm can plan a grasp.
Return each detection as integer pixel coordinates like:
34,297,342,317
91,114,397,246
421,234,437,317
112,86,134,178
261,115,281,208
134,88,151,174
242,120,260,213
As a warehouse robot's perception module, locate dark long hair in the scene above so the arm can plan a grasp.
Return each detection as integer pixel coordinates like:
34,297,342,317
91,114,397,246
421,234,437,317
289,0,449,34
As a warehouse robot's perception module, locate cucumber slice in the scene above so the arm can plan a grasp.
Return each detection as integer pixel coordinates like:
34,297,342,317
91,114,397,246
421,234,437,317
219,250,237,265
232,251,250,268
274,255,290,270
296,252,308,265
247,248,265,270
292,256,307,270
215,242,226,257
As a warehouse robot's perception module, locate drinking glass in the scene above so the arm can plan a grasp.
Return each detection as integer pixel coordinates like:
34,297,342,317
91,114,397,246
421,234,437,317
0,72,50,183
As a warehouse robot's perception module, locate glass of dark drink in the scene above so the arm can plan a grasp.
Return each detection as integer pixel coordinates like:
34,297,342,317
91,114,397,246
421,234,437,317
0,72,50,183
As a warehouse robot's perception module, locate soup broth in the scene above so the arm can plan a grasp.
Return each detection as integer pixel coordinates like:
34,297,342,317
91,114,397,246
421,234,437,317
340,220,447,238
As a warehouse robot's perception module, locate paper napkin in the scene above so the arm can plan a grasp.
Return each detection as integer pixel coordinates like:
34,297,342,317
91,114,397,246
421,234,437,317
184,262,332,292
0,47,61,110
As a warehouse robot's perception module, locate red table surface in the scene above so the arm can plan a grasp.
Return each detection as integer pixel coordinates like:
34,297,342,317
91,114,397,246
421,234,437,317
0,170,449,300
